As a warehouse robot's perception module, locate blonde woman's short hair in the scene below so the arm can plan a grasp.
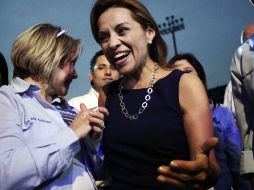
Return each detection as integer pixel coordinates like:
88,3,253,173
11,23,82,84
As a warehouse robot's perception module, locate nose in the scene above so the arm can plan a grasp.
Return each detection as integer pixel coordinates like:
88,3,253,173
105,66,112,75
108,33,120,50
73,68,78,79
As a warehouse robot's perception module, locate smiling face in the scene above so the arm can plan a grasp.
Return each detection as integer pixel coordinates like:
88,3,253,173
97,7,155,75
48,53,78,97
90,54,120,91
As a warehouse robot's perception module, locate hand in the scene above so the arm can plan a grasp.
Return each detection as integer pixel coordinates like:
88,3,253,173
89,106,109,138
157,137,220,189
70,103,93,138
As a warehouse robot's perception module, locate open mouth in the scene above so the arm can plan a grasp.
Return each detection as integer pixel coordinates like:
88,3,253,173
113,51,130,63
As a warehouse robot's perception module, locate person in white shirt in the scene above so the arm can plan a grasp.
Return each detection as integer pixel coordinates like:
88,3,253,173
68,50,120,110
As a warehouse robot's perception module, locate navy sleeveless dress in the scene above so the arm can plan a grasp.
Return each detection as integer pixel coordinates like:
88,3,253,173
103,70,190,190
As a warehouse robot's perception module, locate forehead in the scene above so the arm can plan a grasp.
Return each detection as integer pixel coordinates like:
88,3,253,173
98,7,135,29
64,52,78,63
95,55,110,65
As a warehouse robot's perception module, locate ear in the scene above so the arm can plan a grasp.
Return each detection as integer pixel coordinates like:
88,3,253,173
88,71,93,81
146,26,156,44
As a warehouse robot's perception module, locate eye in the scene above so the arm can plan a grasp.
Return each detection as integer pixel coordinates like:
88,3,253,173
97,65,106,70
110,65,117,70
98,32,109,44
118,27,129,35
184,67,194,73
69,59,77,67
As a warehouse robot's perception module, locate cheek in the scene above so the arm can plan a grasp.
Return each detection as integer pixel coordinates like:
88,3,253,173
112,72,120,79
96,72,105,80
62,65,71,74
51,71,65,85
100,44,108,52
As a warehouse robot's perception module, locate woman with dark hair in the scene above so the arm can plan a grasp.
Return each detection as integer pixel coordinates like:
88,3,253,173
90,0,220,189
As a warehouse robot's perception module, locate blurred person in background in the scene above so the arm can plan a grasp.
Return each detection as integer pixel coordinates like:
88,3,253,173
0,52,9,86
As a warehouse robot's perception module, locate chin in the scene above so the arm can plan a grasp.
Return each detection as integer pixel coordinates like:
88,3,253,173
63,89,68,96
58,88,68,97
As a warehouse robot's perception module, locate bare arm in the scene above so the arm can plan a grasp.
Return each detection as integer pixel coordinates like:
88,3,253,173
179,73,212,159
157,73,220,189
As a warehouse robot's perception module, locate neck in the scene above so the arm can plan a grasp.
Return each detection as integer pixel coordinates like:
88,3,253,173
24,76,42,87
41,89,55,103
122,61,158,89
92,85,100,93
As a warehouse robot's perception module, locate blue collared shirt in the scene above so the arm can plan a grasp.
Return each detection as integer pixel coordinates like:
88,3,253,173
0,78,96,190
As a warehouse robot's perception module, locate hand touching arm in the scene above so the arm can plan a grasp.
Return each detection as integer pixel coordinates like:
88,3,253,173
157,73,220,189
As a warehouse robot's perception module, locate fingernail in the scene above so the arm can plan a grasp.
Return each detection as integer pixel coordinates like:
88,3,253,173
170,161,177,166
92,107,98,112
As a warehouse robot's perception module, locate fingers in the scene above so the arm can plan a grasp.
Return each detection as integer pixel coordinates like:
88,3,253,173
79,103,88,112
168,137,217,173
170,153,208,173
98,106,109,116
198,137,218,154
89,107,108,124
158,161,207,180
70,105,91,138
167,137,217,175
157,164,208,189
157,172,185,188
89,106,109,135
156,138,218,189
156,142,213,189
71,105,108,139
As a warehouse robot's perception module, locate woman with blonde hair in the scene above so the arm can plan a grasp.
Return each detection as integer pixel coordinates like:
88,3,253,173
0,23,108,190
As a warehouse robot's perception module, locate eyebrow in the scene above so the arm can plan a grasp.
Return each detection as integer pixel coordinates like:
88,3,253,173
96,63,107,66
93,64,107,69
116,22,130,27
99,22,130,33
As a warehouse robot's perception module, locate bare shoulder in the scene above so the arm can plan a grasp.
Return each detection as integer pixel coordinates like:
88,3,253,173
179,72,206,94
179,72,208,111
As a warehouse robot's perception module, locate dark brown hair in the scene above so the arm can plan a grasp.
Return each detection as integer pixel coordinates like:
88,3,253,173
90,0,168,66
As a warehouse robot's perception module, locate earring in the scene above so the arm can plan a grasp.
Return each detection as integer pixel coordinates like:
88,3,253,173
148,40,152,44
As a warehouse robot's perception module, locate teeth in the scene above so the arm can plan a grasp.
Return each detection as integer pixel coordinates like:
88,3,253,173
114,52,128,59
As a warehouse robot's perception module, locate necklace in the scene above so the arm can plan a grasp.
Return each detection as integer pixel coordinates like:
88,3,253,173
118,64,159,120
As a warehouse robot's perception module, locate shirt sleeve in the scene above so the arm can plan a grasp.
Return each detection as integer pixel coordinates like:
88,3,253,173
241,43,254,102
0,89,80,190
230,39,254,174
222,108,241,177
